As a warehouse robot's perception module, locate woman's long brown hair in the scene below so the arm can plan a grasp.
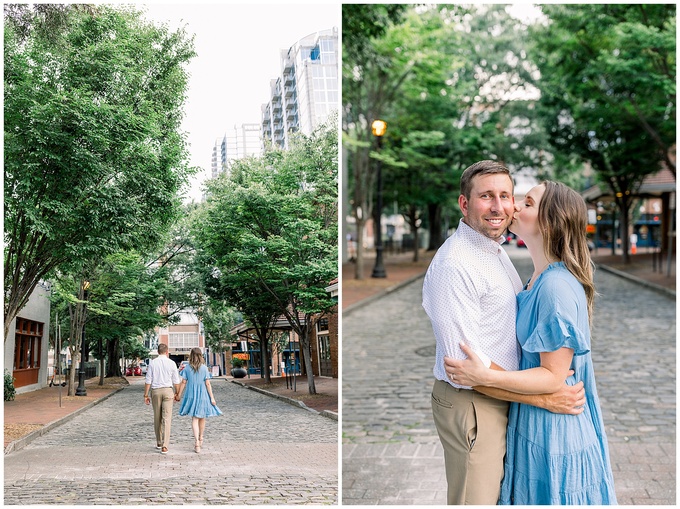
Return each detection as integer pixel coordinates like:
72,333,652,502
189,347,204,372
538,181,596,325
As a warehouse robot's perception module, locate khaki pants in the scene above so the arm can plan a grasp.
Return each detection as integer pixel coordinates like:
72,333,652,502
151,387,174,448
431,379,509,505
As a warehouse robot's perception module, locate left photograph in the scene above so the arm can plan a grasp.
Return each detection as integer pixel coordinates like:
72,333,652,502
4,3,339,504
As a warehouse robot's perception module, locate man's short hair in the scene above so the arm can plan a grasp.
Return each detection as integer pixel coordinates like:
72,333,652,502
460,160,512,199
157,343,168,355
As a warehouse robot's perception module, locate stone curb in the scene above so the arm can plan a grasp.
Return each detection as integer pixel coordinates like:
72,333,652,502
4,386,125,455
230,380,337,420
595,263,676,298
343,262,675,318
342,272,426,317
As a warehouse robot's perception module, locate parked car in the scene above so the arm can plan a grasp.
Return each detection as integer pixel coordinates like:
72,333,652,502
178,360,190,373
125,365,142,376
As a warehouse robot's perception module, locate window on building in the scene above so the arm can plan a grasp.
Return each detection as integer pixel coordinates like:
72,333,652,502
14,318,43,371
317,318,329,333
310,45,320,61
318,334,331,360
168,333,199,350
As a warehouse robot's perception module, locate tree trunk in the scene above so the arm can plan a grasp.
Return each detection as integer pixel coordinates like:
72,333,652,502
427,203,443,251
407,207,420,262
259,336,271,384
355,217,366,280
619,202,631,264
300,321,316,395
106,338,123,377
98,338,105,386
68,346,78,396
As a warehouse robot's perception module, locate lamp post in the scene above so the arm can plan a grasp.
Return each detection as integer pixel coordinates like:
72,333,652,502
371,119,387,278
75,280,90,396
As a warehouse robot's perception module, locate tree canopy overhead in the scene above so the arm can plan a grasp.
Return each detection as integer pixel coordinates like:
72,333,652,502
194,116,338,394
4,4,197,338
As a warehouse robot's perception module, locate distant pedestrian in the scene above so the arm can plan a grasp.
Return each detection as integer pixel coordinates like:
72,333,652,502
175,347,223,453
144,343,181,454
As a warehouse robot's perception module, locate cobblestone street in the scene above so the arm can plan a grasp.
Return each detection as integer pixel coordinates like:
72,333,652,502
5,379,338,504
342,246,675,505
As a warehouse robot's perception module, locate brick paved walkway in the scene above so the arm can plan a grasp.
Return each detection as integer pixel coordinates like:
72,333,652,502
5,378,337,504
342,245,675,505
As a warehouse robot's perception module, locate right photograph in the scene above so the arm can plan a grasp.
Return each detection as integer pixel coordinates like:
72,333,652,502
341,4,676,506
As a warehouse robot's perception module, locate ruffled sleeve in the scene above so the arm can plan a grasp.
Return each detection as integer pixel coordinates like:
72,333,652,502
523,312,590,355
523,267,591,356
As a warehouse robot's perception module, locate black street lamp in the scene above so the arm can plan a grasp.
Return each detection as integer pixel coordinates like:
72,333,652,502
371,119,387,278
75,280,90,396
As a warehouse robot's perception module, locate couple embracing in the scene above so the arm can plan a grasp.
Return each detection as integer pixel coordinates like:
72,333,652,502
423,160,617,505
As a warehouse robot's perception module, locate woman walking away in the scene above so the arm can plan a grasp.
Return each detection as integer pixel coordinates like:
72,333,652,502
175,348,222,453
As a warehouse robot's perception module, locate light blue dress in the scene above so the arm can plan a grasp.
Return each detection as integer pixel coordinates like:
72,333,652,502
179,364,223,418
499,263,617,505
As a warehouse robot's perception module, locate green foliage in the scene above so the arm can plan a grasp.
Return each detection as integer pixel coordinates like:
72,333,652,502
193,117,338,392
530,4,676,259
199,298,237,353
231,357,245,369
344,4,549,250
4,370,16,401
4,4,196,337
532,4,675,184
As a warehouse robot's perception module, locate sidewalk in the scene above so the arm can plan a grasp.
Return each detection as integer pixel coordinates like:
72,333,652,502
343,245,675,311
4,377,126,454
236,375,338,418
4,374,337,454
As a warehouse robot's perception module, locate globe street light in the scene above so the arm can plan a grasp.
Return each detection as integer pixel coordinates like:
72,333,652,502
371,119,387,278
75,280,90,396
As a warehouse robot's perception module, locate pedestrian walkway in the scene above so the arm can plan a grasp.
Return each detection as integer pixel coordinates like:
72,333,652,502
342,245,675,505
343,244,675,312
238,375,338,418
5,377,337,504
4,377,124,453
5,374,337,454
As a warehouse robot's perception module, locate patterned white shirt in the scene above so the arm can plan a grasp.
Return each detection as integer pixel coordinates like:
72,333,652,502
422,219,523,389
145,355,181,389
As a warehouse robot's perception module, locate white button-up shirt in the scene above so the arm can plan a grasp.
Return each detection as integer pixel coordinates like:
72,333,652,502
422,219,523,389
145,355,181,389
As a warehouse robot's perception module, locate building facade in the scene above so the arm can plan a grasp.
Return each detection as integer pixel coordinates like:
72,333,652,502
211,123,263,180
5,284,51,394
261,27,338,149
156,312,205,367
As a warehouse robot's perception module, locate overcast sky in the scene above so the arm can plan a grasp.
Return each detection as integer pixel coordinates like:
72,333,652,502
142,3,340,202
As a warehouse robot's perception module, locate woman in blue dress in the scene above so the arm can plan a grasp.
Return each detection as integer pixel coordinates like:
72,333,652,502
447,181,617,504
175,347,222,453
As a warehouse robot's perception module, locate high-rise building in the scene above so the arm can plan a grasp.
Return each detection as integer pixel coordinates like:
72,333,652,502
211,123,263,179
261,27,338,149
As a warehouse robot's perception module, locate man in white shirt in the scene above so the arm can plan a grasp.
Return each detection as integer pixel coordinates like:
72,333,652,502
144,343,181,454
422,160,585,504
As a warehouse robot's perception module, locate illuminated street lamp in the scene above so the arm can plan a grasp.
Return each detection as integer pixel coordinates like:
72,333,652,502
371,119,387,278
75,281,90,396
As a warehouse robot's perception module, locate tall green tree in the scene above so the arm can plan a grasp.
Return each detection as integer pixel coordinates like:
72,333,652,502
343,4,407,278
531,4,676,262
4,4,196,339
194,118,338,394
